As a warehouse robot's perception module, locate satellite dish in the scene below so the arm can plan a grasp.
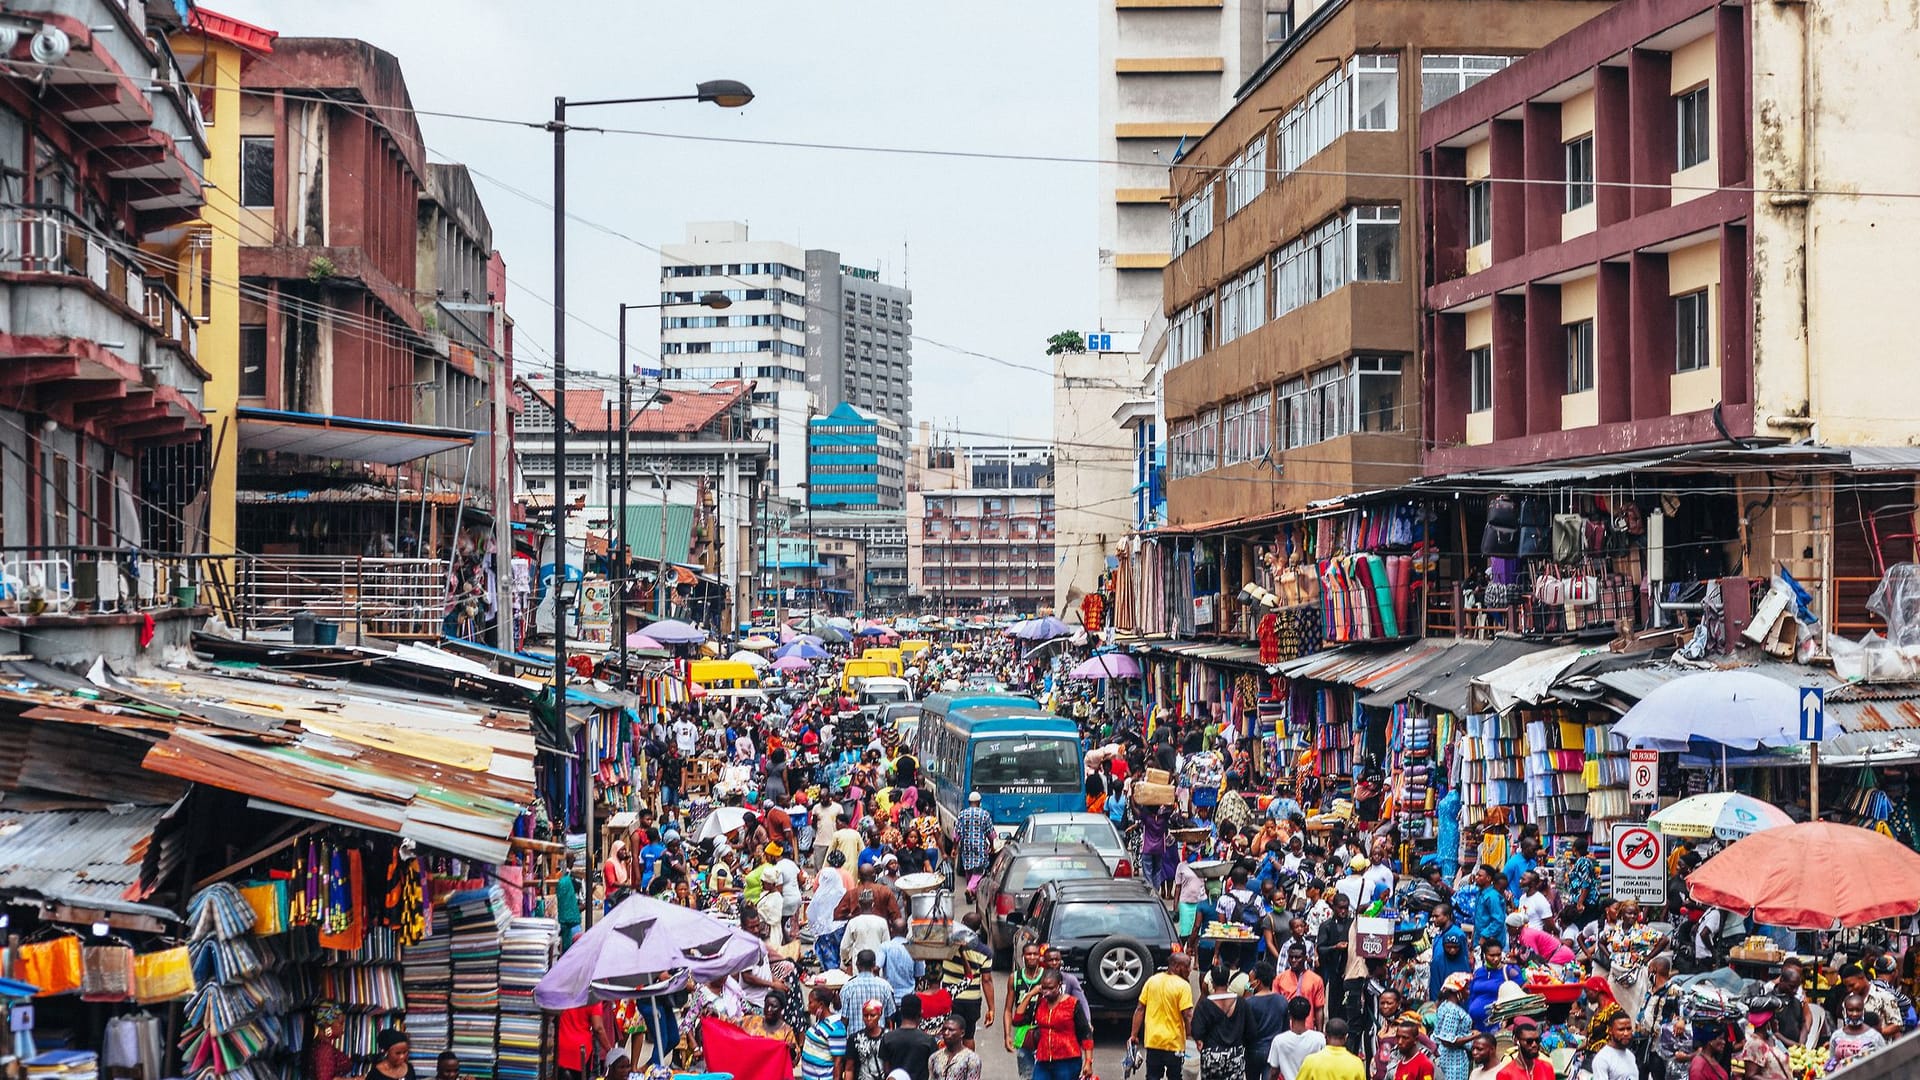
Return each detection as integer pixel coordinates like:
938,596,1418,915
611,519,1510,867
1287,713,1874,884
0,26,19,55
30,25,69,65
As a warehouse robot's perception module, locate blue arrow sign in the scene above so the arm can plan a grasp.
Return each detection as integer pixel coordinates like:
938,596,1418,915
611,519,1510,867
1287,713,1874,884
1800,686,1825,743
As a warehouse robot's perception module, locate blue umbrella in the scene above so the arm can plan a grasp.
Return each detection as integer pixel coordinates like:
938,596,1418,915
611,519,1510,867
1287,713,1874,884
856,625,891,637
775,640,828,661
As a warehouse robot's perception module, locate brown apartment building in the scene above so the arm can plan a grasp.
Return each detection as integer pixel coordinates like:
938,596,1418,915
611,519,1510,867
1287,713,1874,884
1159,0,1613,532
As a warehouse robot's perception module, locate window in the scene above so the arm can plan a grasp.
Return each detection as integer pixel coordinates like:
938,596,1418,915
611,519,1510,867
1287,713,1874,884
1565,319,1595,393
1280,378,1308,450
1171,182,1216,255
1169,294,1214,367
1468,346,1494,412
1277,68,1350,176
1420,54,1515,109
1218,262,1267,345
239,136,274,208
1225,134,1268,217
1677,86,1711,170
1316,216,1347,298
1351,54,1399,131
239,324,268,397
1565,135,1595,211
1466,182,1492,247
1247,390,1271,460
1675,290,1711,371
1198,408,1220,472
1352,205,1399,282
1222,398,1245,466
1312,365,1349,443
1354,356,1404,432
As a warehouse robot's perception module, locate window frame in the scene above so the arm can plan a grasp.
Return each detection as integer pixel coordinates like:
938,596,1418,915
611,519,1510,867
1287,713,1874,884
1564,134,1595,211
238,324,268,397
1467,345,1494,413
1674,289,1711,372
1565,318,1595,394
239,136,275,209
1466,181,1492,247
1676,86,1711,170
1350,53,1400,132
1350,205,1400,282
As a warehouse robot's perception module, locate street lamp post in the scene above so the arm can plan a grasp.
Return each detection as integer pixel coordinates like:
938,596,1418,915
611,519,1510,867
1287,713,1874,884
549,80,751,929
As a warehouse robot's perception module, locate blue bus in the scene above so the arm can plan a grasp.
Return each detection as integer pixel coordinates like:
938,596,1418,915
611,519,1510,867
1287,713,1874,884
915,693,1085,834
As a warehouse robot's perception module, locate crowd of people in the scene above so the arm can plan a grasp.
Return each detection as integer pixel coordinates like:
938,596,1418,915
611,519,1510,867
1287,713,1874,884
549,627,1915,1080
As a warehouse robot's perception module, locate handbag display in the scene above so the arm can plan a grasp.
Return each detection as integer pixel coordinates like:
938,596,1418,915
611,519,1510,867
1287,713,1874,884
1552,514,1586,562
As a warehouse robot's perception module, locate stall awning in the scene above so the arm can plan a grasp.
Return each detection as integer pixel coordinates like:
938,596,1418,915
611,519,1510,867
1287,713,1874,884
1406,638,1554,716
1469,644,1599,714
0,805,178,921
1137,640,1269,669
238,407,475,465
1357,640,1481,707
1275,641,1452,688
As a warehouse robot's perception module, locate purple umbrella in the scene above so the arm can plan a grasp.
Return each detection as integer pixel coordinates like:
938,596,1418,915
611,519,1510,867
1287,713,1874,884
640,618,708,645
625,632,666,651
772,654,812,672
1010,616,1070,641
1069,653,1141,680
534,893,765,1008
776,640,828,661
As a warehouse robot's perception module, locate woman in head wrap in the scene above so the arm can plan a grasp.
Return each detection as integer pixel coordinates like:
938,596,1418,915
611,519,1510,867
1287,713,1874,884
808,852,849,970
757,842,789,946
366,1030,415,1080
310,1002,354,1080
1431,974,1476,1080
1736,997,1793,1080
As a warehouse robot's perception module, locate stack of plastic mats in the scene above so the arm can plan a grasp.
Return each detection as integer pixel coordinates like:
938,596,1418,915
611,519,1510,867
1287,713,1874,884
447,887,510,1080
497,918,558,1080
179,883,283,1080
402,909,453,1058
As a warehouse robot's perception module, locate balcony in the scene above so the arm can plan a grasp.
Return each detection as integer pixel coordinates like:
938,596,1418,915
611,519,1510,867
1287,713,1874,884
230,556,452,640
0,208,206,446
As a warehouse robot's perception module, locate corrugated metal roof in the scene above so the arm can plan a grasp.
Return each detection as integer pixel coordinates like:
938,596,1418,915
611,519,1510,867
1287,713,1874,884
1358,640,1482,707
0,805,176,919
1276,641,1449,687
1138,640,1269,669
1408,638,1554,715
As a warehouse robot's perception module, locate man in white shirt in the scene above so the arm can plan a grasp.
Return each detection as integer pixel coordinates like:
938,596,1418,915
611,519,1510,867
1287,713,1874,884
841,891,891,971
1517,871,1554,930
672,715,699,756
1588,1012,1639,1080
1360,857,1395,907
1267,996,1325,1080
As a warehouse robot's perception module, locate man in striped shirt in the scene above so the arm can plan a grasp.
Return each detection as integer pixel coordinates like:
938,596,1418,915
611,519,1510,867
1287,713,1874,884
842,950,899,1025
941,914,995,1048
803,987,849,1080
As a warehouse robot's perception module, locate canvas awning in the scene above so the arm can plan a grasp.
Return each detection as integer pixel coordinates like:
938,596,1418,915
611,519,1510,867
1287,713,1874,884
238,407,475,465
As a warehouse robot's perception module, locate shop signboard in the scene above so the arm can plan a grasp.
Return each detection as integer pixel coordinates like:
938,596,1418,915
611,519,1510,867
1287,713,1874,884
1629,749,1659,805
1609,822,1665,904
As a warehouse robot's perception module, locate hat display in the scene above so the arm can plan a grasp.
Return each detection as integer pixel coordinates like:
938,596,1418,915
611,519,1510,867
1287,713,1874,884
1487,981,1547,1024
1442,972,1471,994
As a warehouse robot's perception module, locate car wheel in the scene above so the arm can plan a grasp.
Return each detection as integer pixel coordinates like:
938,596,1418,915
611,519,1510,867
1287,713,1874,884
1086,935,1151,1002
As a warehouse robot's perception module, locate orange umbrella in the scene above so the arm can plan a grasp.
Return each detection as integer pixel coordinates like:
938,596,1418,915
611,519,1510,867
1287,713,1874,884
1686,821,1920,929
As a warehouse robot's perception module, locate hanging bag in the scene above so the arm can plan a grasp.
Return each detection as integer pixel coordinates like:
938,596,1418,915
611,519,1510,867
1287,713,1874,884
1551,514,1586,563
80,941,136,1002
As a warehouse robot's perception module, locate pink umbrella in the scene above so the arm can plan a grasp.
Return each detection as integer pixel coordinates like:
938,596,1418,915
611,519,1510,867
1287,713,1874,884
1068,653,1141,680
771,655,811,672
625,632,666,650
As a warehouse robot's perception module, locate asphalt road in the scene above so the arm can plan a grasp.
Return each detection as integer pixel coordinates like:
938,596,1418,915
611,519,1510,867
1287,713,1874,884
974,1018,1142,1080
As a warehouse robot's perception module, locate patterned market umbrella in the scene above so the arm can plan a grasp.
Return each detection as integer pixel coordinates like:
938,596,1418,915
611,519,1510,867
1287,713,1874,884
1649,792,1794,840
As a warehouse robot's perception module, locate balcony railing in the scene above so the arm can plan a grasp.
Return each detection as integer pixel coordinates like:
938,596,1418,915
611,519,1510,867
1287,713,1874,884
232,556,451,641
0,205,198,356
0,545,200,616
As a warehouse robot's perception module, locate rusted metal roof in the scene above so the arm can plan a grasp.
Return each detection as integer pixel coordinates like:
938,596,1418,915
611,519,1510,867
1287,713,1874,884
0,805,176,919
1275,640,1454,688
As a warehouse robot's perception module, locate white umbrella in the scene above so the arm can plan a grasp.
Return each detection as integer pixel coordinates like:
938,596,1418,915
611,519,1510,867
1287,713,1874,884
696,805,751,842
728,650,770,668
1611,670,1823,751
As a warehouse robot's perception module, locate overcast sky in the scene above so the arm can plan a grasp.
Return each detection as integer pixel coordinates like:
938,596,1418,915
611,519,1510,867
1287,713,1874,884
213,0,1096,441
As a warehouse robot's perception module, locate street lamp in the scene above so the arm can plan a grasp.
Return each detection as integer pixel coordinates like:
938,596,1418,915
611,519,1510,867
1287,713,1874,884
612,291,728,674
549,83,751,929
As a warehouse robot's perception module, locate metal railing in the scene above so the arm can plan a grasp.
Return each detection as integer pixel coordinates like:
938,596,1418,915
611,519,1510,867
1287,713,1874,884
0,545,200,616
0,204,198,356
233,555,449,640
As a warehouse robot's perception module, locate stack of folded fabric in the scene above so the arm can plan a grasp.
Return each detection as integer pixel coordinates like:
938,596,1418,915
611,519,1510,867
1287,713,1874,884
25,1051,99,1080
402,909,452,1059
1485,981,1547,1027
447,887,510,1080
496,918,559,1080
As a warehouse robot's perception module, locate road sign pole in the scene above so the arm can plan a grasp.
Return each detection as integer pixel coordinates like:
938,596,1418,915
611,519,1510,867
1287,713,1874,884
1811,742,1820,822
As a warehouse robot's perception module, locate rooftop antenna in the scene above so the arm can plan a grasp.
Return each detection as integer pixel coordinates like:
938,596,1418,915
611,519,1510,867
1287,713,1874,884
903,238,910,290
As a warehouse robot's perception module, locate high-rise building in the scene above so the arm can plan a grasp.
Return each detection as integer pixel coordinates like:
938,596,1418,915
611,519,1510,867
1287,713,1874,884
808,403,905,510
658,222,912,505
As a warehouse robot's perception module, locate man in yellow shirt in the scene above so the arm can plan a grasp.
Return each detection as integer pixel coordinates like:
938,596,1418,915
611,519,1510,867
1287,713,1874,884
1295,1018,1366,1080
1128,953,1193,1080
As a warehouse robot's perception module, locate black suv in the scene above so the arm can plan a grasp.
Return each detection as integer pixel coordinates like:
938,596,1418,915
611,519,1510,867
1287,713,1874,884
973,840,1109,957
1010,879,1177,1019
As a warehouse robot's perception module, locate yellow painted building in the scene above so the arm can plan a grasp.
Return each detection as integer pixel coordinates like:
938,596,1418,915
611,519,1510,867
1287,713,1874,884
165,9,277,555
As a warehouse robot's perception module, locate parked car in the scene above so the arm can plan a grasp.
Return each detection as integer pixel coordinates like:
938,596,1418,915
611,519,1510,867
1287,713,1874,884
973,840,1108,956
1011,879,1176,1018
1015,812,1131,876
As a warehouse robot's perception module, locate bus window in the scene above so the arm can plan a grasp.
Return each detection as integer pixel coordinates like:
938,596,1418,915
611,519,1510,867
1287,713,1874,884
970,738,1080,791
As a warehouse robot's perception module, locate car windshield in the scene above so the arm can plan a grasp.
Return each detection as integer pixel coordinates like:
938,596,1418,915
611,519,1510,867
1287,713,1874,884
1006,854,1105,892
1051,901,1170,942
1029,820,1122,851
863,688,909,704
971,738,1079,790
